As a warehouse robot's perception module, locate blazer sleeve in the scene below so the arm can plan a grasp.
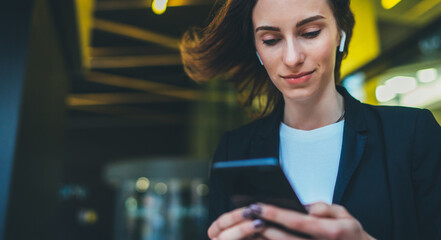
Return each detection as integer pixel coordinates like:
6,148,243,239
207,133,235,227
412,109,441,239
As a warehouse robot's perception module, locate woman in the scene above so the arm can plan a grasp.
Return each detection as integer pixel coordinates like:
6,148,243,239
181,0,441,239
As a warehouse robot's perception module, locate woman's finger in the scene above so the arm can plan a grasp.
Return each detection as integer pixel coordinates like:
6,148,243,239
257,204,321,234
208,207,253,238
259,203,368,239
261,227,311,240
307,202,351,218
214,219,265,240
258,204,345,238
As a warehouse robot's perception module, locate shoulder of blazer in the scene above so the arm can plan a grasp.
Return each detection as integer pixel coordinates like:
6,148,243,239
349,102,440,153
365,103,424,118
222,99,284,142
215,115,272,159
226,116,271,139
360,103,431,130
214,103,284,162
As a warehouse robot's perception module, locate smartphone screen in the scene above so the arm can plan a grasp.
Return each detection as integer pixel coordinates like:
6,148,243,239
212,157,311,238
212,157,306,213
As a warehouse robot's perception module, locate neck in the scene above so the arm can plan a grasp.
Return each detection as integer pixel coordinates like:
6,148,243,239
282,86,344,131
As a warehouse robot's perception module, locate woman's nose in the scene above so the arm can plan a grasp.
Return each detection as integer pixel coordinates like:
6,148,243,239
283,40,305,67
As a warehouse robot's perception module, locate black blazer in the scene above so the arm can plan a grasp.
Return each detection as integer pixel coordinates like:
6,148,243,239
209,86,441,240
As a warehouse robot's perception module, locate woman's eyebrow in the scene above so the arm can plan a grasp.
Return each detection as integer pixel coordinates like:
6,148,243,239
255,26,280,33
255,15,325,33
296,15,325,28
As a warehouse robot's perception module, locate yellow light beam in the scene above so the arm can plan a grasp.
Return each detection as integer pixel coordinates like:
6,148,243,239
93,19,179,50
405,0,441,21
381,0,401,10
90,54,182,68
75,0,94,68
67,97,101,106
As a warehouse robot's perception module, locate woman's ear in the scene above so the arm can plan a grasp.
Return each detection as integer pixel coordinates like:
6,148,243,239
339,31,346,53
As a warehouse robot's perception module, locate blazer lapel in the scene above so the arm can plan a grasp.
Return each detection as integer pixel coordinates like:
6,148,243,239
332,123,367,204
333,86,368,204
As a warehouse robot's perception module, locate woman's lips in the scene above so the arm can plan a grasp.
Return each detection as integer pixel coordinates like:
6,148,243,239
281,70,315,84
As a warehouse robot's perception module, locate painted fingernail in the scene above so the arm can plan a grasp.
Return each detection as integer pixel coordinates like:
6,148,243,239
249,204,262,216
242,208,253,219
253,219,265,229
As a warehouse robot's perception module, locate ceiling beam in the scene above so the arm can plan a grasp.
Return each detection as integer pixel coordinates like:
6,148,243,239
405,0,441,23
69,104,185,124
90,54,182,68
67,92,182,106
93,18,179,50
377,0,441,25
67,116,181,128
90,46,177,57
84,71,236,103
85,71,206,100
95,0,213,11
75,0,94,68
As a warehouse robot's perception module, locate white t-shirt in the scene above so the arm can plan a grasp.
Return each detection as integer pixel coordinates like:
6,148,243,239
279,121,344,205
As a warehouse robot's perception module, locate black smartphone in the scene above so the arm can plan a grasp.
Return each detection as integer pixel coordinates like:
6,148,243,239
212,157,311,238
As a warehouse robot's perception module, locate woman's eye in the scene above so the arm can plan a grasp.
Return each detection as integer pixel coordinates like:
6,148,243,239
302,30,321,39
262,39,279,46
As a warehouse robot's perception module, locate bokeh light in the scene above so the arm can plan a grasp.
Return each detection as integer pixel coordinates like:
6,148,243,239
376,85,396,102
152,0,168,15
417,68,438,83
125,197,138,212
154,182,168,195
196,184,209,197
385,76,417,94
136,177,150,192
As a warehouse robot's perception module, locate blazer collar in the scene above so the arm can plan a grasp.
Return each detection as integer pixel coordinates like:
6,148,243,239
251,85,368,205
255,86,367,137
337,85,368,133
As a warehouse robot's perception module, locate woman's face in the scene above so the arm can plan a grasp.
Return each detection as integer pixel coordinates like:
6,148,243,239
253,0,341,103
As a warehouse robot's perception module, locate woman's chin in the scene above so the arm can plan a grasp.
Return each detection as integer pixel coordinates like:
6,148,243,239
281,89,315,103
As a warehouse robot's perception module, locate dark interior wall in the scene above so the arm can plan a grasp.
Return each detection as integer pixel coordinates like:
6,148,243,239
66,125,188,175
5,0,69,239
59,123,188,240
0,2,33,240
64,124,189,185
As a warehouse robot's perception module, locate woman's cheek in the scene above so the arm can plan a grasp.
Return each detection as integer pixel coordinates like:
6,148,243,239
316,39,337,65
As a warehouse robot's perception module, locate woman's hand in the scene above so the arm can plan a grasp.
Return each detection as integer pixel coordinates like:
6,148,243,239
207,205,266,240
257,202,376,240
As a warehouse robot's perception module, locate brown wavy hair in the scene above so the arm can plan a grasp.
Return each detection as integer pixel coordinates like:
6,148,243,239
180,0,355,116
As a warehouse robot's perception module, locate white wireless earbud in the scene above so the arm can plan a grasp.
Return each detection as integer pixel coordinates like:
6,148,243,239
256,51,264,65
339,31,346,53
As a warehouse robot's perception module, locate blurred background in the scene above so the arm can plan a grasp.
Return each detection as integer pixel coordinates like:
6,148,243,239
1,0,441,239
